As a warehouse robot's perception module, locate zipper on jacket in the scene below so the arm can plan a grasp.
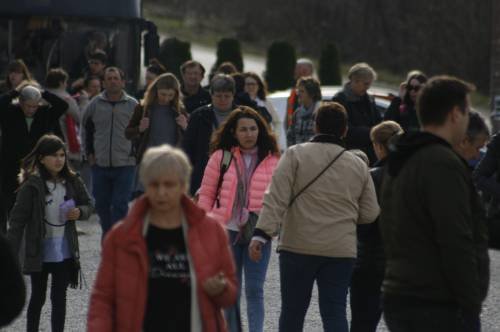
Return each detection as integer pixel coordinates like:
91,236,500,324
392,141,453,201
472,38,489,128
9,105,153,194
109,106,114,167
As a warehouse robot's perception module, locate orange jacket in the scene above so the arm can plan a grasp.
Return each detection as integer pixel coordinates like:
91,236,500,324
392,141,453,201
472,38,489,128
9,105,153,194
87,195,237,332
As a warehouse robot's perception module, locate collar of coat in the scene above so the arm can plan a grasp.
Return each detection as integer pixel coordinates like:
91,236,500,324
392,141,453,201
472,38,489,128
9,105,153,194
310,134,345,147
119,194,206,241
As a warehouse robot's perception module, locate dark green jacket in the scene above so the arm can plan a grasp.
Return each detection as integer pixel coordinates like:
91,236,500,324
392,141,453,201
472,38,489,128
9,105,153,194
7,174,93,273
380,132,489,315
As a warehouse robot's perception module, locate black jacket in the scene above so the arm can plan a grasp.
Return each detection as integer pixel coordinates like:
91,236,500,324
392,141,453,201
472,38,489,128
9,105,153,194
0,90,68,195
380,132,489,315
0,232,25,327
182,85,211,114
356,158,387,270
384,97,420,133
332,87,381,165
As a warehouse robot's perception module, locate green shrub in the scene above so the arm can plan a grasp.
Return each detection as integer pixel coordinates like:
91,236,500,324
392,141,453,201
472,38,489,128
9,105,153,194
264,41,296,92
158,37,192,80
211,38,244,75
319,43,342,85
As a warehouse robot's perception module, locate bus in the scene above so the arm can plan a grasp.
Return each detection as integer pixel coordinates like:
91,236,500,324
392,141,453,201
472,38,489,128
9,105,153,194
0,0,159,93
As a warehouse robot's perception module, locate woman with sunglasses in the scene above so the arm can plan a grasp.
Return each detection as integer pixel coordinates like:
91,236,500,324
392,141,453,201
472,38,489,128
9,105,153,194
384,72,427,132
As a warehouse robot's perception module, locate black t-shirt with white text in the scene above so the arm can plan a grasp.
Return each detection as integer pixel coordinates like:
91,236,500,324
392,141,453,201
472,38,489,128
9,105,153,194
143,225,191,332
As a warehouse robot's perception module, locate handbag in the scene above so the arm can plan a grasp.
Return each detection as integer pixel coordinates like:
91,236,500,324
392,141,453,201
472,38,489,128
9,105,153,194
236,212,259,245
288,149,346,207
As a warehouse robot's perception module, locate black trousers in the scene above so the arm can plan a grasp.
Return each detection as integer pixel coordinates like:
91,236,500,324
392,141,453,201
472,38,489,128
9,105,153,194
27,260,71,332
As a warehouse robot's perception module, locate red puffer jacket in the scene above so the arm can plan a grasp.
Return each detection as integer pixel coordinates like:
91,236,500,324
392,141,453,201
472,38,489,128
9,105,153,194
87,195,237,332
197,147,279,225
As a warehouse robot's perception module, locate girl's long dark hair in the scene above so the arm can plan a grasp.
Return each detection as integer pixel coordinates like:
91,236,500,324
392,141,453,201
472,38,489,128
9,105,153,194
19,134,76,192
209,106,280,160
403,73,428,107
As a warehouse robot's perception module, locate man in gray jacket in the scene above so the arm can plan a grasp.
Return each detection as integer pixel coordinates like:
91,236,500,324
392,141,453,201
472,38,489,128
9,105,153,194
83,67,138,236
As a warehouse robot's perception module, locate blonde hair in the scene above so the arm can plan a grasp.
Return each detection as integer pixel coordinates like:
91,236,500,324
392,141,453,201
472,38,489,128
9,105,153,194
139,144,192,189
348,62,377,81
370,121,404,151
143,73,183,114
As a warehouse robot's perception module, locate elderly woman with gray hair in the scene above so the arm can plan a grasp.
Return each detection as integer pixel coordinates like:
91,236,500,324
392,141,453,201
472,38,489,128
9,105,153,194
332,62,382,165
88,144,238,332
0,83,68,232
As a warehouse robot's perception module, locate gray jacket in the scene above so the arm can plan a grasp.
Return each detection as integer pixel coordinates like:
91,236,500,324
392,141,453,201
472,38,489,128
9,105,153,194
7,174,93,273
83,91,138,167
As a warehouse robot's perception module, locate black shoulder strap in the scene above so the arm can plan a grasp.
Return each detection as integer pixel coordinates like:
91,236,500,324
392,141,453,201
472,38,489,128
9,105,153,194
288,149,346,207
215,150,233,208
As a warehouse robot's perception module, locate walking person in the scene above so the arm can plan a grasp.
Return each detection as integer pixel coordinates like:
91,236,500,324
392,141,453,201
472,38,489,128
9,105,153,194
380,76,489,331
243,72,282,148
88,144,237,332
332,63,381,164
249,102,379,332
6,134,93,332
180,60,211,114
82,67,138,236
384,72,428,133
350,121,403,332
126,73,188,197
198,106,280,332
0,84,68,233
286,77,322,147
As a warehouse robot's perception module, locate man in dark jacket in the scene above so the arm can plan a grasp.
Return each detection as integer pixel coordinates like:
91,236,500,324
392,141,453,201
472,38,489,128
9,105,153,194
0,85,68,232
332,63,381,165
380,76,489,331
183,74,237,195
180,60,211,114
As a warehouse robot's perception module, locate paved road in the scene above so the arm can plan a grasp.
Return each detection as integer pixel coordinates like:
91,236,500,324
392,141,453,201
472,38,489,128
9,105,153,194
3,214,500,331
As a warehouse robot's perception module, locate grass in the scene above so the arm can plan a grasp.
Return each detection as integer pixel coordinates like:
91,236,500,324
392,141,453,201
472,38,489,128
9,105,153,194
144,5,491,111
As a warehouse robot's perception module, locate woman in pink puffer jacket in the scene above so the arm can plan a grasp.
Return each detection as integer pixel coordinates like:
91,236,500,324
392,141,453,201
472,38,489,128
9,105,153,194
198,106,280,332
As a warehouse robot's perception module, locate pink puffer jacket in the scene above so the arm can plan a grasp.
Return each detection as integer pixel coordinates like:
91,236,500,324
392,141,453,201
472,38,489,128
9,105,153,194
198,147,279,225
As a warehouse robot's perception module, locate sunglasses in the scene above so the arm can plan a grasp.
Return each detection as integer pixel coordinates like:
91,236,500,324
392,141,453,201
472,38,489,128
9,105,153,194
407,84,421,92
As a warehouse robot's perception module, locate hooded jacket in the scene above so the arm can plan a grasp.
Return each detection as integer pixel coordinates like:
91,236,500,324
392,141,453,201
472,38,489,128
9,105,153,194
380,131,489,315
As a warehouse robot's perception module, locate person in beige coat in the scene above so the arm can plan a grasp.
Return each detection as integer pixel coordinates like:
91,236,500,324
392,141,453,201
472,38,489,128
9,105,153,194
249,102,379,332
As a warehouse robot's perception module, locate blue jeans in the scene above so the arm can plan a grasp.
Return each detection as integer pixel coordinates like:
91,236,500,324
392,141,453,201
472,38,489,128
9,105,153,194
278,251,355,332
225,230,272,332
92,165,135,236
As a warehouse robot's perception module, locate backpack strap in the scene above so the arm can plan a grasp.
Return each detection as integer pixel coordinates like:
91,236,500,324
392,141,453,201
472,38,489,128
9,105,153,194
215,150,233,208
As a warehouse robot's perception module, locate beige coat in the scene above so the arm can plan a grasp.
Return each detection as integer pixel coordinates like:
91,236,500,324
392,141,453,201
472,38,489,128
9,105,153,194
256,139,379,258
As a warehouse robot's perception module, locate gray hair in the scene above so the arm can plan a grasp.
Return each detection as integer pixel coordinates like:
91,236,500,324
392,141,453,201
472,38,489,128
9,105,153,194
296,58,314,69
19,85,42,103
348,62,377,81
210,74,235,95
139,145,192,189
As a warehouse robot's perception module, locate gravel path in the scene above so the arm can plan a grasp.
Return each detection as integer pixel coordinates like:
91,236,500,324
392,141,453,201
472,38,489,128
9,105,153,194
2,215,500,331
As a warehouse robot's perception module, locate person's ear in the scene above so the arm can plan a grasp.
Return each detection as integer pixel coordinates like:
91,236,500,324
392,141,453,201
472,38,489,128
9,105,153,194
342,125,349,138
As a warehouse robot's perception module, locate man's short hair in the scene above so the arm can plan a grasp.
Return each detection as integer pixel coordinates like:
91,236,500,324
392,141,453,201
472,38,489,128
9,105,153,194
417,75,475,127
89,50,107,64
210,74,235,95
103,66,125,81
315,102,348,137
348,62,377,81
180,60,206,76
45,68,69,89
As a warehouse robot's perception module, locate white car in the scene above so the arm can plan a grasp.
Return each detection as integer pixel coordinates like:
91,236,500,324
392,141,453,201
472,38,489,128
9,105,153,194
267,85,397,150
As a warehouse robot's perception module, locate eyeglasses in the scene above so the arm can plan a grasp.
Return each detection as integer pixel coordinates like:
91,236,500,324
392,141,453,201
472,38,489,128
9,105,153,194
88,60,102,65
407,84,421,92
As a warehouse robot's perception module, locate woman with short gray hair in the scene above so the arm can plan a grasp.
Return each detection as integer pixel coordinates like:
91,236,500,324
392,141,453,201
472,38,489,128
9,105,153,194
88,144,238,332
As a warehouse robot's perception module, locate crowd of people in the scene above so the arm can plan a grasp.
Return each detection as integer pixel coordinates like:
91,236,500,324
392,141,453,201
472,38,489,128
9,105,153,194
0,49,497,332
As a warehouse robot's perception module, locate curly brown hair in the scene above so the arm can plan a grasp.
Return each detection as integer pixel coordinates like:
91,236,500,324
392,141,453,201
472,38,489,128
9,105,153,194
209,106,280,160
